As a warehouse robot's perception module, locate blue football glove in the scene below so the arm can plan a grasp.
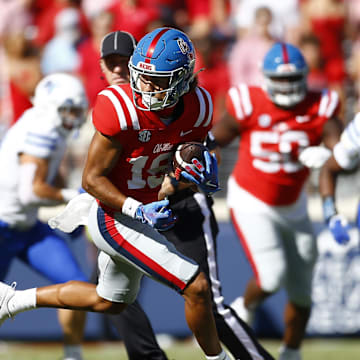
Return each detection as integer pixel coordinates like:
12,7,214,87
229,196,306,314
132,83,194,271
328,214,351,245
135,199,177,231
180,150,220,195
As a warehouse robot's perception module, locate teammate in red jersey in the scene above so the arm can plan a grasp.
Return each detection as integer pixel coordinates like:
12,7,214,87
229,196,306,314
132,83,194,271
212,42,343,360
0,27,231,360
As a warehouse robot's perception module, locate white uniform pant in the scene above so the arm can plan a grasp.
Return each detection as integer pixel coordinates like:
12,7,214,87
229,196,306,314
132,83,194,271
88,201,199,304
227,177,318,307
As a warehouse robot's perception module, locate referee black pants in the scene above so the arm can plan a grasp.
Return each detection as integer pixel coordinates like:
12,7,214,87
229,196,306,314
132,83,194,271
164,189,274,360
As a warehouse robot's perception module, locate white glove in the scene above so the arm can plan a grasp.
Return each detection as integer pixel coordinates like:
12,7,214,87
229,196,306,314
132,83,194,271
48,192,95,232
299,146,332,168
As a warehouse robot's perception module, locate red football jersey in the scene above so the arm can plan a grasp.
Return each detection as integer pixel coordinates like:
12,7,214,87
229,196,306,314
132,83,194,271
92,84,213,206
226,84,340,206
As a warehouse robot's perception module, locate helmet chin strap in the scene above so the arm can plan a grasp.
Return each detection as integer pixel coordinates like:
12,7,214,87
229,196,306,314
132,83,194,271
189,67,204,83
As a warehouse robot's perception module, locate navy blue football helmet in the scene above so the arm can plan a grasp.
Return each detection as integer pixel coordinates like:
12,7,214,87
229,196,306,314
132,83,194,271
262,42,308,107
129,27,195,111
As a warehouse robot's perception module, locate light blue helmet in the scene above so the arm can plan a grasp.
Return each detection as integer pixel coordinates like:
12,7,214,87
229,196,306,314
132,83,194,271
129,27,195,111
262,42,308,107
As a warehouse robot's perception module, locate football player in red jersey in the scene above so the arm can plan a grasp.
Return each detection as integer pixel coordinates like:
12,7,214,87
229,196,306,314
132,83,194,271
211,42,343,360
0,27,232,360
91,29,275,360
93,30,169,360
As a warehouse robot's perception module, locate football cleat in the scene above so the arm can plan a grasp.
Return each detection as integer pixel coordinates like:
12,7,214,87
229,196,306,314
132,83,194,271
278,345,302,360
0,281,17,326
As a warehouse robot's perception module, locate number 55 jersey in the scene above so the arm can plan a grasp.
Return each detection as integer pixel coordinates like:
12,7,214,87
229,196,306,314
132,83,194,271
226,84,340,206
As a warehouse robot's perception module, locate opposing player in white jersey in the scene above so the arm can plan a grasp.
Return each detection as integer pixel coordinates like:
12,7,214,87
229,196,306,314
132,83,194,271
0,73,88,360
317,114,360,244
0,27,232,360
212,42,343,360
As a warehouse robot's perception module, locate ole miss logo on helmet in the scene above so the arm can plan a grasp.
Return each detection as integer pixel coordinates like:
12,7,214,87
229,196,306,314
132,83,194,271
177,38,191,55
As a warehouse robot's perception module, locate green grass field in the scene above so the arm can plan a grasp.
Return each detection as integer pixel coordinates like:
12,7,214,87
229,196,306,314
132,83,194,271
0,338,359,360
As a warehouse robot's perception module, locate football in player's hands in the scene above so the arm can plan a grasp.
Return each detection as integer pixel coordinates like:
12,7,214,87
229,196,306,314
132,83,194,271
172,141,220,195
172,142,209,183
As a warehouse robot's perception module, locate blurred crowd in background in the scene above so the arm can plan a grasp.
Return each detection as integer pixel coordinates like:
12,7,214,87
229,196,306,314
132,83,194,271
1,0,360,197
